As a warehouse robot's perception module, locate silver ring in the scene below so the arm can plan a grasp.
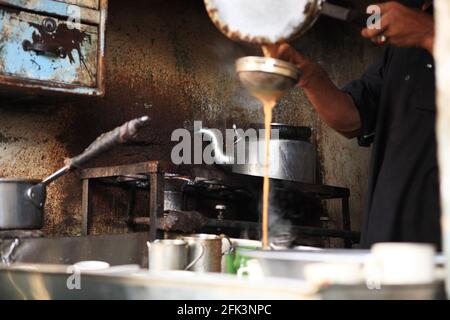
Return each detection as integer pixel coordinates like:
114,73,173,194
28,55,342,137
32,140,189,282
378,35,387,44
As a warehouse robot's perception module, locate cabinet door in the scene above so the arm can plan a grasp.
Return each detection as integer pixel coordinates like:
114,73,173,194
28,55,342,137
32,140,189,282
0,7,98,88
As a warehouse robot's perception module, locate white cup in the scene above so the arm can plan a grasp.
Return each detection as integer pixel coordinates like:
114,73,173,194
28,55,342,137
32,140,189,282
72,261,110,273
364,243,436,285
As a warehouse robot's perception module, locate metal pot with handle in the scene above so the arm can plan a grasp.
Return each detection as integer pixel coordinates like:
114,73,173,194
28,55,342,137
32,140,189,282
182,234,233,273
204,0,369,45
147,239,204,272
0,116,150,230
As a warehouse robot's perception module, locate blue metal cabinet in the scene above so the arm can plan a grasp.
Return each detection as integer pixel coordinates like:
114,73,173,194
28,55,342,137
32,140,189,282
0,0,107,96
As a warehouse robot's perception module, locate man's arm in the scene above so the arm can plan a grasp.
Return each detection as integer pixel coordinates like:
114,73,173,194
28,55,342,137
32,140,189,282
264,2,435,139
264,44,362,138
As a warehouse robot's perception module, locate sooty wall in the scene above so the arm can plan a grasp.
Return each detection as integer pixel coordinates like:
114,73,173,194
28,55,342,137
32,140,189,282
0,0,381,245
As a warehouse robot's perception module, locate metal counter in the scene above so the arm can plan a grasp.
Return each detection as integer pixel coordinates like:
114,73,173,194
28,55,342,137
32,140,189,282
0,266,317,300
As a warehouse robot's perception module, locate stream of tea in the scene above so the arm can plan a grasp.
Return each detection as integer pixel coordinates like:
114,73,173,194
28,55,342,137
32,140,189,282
253,92,283,250
262,100,275,249
248,47,290,249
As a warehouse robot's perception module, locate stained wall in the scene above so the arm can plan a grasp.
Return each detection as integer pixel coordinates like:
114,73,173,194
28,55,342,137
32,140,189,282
0,0,381,245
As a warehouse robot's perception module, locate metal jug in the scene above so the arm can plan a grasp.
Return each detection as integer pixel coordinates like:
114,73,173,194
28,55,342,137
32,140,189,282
182,234,233,273
147,239,203,271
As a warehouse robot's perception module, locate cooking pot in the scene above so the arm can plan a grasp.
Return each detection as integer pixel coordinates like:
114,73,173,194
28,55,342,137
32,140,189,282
0,116,150,230
204,0,369,45
233,124,316,183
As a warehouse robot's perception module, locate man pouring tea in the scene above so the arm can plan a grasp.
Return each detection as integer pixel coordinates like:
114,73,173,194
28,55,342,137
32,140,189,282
266,0,440,249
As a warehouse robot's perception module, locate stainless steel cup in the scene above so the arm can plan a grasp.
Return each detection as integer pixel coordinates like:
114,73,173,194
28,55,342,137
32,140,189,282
147,239,203,271
183,234,233,273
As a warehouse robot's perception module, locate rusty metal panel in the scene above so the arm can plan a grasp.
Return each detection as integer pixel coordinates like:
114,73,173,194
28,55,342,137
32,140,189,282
0,7,98,88
0,0,100,24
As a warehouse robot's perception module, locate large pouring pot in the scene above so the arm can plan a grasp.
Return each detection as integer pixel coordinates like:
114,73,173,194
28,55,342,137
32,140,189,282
204,0,369,45
0,116,150,230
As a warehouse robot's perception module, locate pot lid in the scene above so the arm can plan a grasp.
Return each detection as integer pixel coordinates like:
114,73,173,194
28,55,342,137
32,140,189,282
249,123,312,141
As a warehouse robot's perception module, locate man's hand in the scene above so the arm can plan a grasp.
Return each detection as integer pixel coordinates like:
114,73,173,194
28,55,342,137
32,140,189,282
261,44,362,137
262,44,328,89
362,2,434,53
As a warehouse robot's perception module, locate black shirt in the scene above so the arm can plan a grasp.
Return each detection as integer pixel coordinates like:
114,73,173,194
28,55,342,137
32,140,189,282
342,46,441,249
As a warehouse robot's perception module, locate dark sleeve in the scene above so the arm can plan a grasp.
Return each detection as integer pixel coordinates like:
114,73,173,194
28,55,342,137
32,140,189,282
341,48,390,147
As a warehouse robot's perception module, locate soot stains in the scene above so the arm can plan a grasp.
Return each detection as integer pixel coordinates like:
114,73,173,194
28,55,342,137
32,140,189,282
0,132,22,143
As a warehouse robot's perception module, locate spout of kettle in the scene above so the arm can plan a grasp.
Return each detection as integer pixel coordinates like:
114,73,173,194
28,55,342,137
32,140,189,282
197,128,234,165
232,124,245,145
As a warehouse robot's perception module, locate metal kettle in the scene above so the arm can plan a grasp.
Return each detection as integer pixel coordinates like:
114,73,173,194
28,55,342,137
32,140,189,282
199,123,316,183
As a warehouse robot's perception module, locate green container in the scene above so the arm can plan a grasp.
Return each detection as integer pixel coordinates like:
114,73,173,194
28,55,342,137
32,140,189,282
225,245,259,274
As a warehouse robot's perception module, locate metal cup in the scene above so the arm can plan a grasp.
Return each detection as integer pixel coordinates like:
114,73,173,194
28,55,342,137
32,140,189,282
147,239,203,271
183,234,233,273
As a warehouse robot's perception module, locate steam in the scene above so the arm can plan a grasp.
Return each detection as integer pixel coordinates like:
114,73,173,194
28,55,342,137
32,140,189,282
268,186,293,247
256,179,294,248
